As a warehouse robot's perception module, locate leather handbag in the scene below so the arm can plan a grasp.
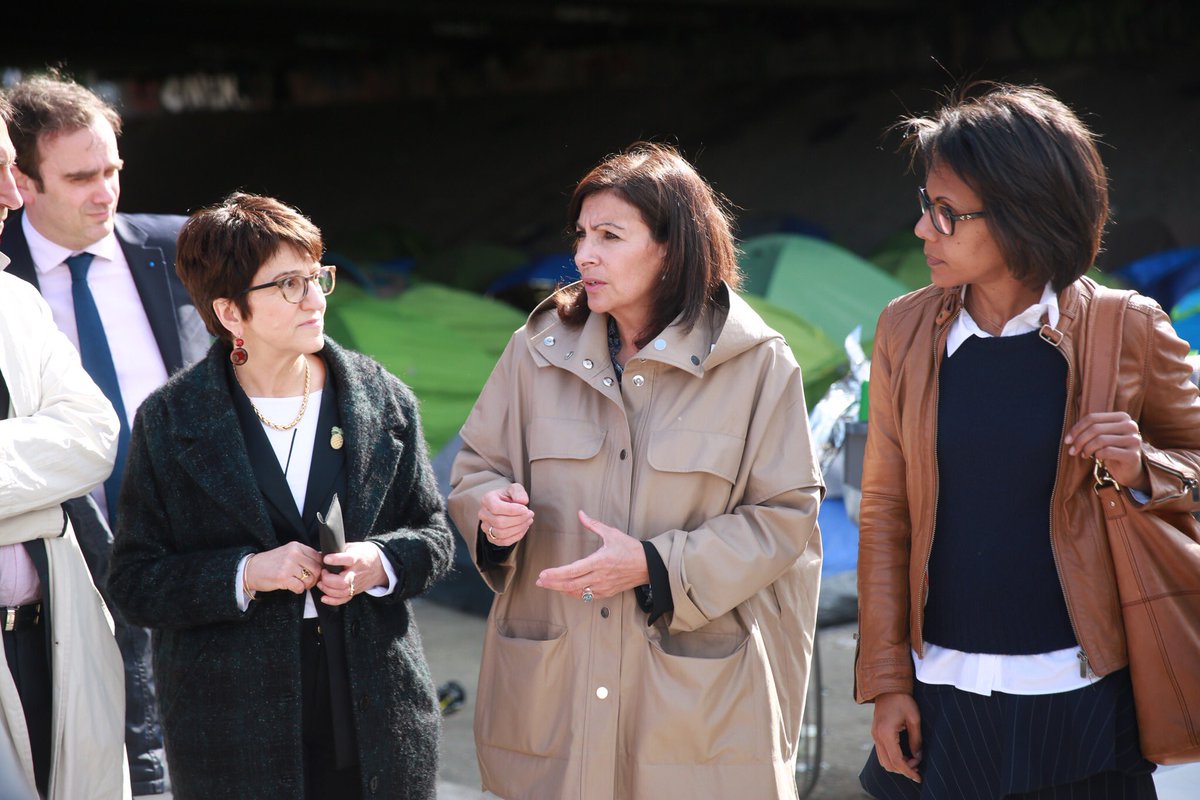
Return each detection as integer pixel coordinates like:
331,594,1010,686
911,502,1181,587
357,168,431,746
1082,287,1200,764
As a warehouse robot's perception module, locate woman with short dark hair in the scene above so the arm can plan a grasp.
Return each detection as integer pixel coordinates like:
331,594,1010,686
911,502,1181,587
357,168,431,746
108,193,453,800
449,142,824,799
855,83,1200,799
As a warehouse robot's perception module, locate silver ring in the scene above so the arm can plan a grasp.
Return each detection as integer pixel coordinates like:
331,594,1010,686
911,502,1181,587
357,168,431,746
582,586,594,603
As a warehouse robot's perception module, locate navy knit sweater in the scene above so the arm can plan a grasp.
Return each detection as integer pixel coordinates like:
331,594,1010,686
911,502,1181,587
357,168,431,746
923,331,1077,655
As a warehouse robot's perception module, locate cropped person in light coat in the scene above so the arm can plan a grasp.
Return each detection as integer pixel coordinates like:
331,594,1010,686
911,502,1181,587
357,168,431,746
0,101,128,800
107,193,454,800
449,142,824,799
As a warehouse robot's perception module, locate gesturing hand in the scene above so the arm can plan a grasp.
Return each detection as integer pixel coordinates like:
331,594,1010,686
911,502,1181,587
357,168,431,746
1065,411,1149,492
478,483,535,547
536,510,650,601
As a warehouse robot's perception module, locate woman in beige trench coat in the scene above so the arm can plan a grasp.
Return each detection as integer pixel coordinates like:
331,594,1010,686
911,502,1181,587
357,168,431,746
448,142,824,800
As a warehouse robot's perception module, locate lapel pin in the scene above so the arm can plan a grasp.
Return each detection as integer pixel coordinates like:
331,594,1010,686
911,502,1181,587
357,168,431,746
330,426,344,450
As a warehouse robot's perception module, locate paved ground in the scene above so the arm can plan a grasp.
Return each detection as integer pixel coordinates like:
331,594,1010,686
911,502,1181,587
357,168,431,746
416,598,876,799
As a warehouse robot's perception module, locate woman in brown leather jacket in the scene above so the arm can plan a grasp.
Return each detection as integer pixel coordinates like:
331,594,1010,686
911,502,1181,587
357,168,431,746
855,83,1200,799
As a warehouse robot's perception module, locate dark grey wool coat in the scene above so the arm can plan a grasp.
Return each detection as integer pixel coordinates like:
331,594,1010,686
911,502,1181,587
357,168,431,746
107,338,454,800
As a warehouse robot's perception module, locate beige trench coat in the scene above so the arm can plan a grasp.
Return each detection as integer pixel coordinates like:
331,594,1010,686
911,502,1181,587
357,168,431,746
449,285,823,799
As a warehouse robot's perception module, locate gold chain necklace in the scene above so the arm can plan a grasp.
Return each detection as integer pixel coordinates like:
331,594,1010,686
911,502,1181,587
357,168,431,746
241,357,311,431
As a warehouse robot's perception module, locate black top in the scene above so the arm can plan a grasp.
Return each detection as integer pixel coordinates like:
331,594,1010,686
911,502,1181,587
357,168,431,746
924,332,1076,655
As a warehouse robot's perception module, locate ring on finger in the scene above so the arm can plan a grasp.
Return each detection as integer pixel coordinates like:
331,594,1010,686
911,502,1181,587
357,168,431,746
349,576,356,598
487,525,496,541
300,567,313,581
582,586,594,603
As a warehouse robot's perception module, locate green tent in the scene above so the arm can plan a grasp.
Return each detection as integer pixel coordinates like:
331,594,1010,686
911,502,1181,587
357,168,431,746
739,234,909,346
740,293,846,408
869,229,931,291
323,281,525,452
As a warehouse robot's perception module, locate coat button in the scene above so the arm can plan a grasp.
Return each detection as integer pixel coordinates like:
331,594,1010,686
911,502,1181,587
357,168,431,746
601,607,610,618
596,686,609,699
583,359,594,369
603,377,613,387
631,375,645,387
350,621,359,637
543,336,556,346
653,338,667,350
619,449,627,460
691,355,701,365
369,775,379,793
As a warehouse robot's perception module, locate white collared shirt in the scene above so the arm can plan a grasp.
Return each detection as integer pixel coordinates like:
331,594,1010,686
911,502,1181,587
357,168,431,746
916,283,1095,697
23,214,169,518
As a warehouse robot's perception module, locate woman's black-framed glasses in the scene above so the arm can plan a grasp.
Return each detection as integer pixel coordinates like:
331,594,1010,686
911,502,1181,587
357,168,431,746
918,186,986,236
240,265,336,304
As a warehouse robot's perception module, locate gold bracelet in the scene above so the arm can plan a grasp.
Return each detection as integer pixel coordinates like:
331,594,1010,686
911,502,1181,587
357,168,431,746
242,554,257,602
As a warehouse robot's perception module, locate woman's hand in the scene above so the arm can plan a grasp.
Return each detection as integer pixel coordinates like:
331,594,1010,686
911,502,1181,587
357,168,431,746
244,541,323,595
479,483,535,547
318,542,388,606
536,511,650,601
1065,411,1149,492
871,692,923,783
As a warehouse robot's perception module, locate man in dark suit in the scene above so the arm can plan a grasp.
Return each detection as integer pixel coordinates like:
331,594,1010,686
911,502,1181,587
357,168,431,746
0,73,207,800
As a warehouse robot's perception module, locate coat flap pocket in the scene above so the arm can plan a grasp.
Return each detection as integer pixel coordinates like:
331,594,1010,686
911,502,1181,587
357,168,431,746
648,429,743,483
527,418,605,461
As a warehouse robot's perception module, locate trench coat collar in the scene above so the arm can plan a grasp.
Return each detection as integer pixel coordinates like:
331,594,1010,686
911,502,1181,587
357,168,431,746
524,282,777,391
167,337,401,550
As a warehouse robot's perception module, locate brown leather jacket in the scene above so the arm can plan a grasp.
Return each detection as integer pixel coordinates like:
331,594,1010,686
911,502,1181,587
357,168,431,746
855,277,1200,703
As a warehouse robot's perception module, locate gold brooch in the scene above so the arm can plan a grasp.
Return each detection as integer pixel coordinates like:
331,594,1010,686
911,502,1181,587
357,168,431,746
330,426,344,450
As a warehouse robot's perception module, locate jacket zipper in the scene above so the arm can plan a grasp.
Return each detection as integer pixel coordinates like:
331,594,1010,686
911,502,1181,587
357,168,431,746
916,304,957,659
1046,335,1090,678
1142,459,1200,502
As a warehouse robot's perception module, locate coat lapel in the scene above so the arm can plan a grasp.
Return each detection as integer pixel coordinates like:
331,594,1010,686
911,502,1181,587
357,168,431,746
116,216,185,374
170,345,278,550
227,365,307,535
323,341,402,539
301,370,344,529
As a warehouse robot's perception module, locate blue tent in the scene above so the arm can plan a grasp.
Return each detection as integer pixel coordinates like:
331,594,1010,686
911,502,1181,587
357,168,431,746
1115,247,1200,312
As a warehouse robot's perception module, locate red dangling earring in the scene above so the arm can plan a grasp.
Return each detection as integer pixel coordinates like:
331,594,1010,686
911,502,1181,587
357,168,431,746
230,337,249,366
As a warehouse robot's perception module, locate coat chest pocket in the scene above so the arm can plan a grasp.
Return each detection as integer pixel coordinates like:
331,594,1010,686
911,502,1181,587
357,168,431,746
647,429,744,518
526,418,605,463
525,418,606,535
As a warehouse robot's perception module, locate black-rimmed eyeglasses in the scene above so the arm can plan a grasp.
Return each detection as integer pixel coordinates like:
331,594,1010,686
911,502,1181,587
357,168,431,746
239,265,336,304
918,186,986,236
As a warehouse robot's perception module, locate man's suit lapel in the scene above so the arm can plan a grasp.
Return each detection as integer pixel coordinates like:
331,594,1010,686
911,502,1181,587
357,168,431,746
0,211,41,289
115,215,184,374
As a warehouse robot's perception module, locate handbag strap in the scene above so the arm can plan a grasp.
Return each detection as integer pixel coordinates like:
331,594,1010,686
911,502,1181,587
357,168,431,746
1080,286,1134,418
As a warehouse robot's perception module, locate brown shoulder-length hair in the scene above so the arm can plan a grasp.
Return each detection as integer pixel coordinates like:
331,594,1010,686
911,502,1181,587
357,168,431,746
176,193,324,343
896,82,1109,292
556,142,741,348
